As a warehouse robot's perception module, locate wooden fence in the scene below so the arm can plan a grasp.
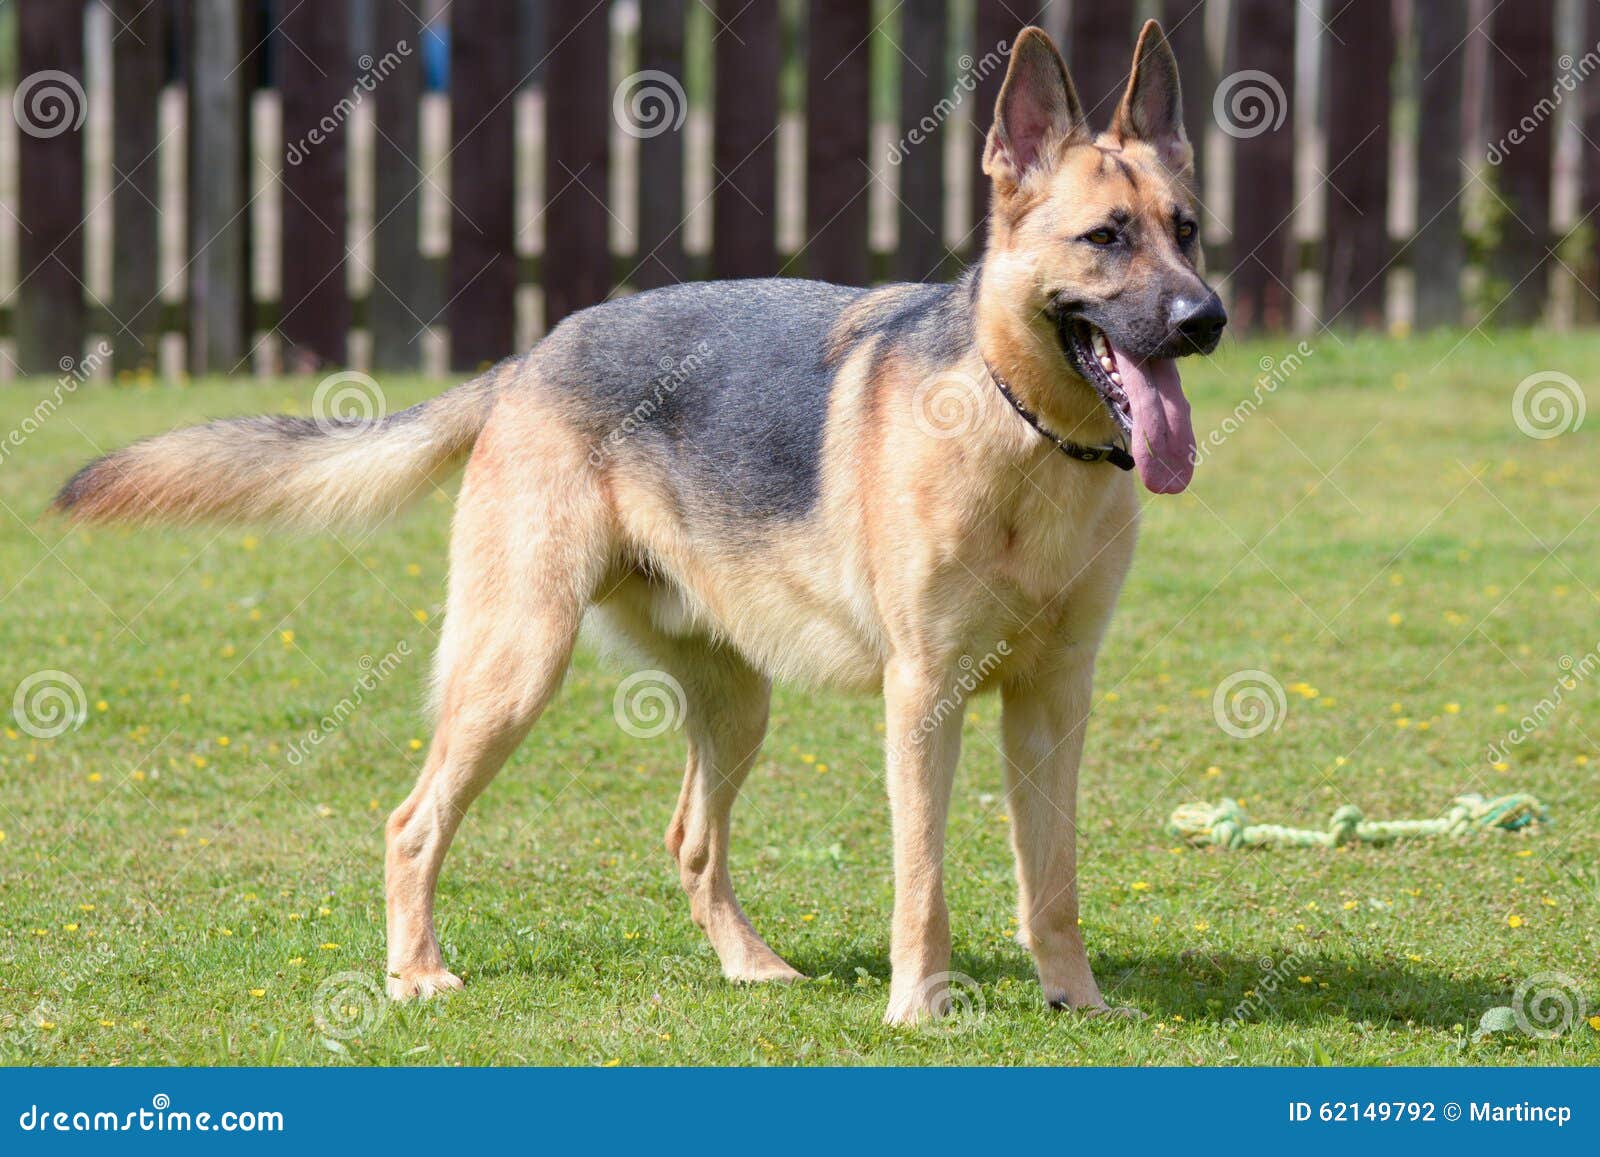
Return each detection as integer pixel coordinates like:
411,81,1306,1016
0,0,1593,380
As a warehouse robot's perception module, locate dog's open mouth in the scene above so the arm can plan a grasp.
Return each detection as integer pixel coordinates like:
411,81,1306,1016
1057,318,1196,494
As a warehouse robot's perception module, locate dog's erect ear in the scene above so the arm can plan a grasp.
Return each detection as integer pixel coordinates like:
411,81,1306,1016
984,27,1087,190
1110,20,1191,171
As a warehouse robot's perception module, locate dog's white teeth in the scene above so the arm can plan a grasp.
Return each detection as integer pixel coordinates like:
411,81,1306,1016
1099,355,1115,372
1092,332,1111,358
1109,370,1122,385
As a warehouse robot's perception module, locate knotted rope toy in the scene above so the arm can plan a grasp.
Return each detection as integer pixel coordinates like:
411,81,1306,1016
1166,792,1548,850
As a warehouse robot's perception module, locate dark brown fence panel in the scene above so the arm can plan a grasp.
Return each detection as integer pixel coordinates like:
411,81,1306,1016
1161,0,1211,212
448,0,518,369
1321,0,1394,328
712,0,780,279
1068,0,1137,128
186,0,251,374
633,0,689,290
110,0,167,375
544,0,613,327
15,0,87,374
804,0,871,284
279,1,351,368
371,0,426,371
1226,0,1296,331
968,0,1012,246
1486,0,1554,326
1413,0,1466,329
894,0,947,282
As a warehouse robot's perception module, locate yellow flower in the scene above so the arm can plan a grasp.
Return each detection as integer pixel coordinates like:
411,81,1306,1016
408,738,423,751
1131,881,1151,892
1387,613,1403,626
405,563,422,577
216,736,230,747
1588,1016,1600,1032
288,957,305,966
1193,920,1209,932
1506,914,1523,928
95,700,109,712
1444,703,1461,714
279,630,295,646
64,922,79,932
249,988,265,998
1342,901,1358,911
319,942,339,950
412,609,429,623
1492,761,1509,772
87,772,102,783
1204,765,1221,778
318,906,332,916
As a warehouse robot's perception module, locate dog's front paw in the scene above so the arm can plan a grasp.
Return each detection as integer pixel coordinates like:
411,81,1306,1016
387,966,464,1001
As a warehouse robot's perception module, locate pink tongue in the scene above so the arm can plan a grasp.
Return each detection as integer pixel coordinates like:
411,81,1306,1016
1110,342,1194,494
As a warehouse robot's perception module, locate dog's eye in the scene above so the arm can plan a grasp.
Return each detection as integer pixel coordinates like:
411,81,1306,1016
1176,220,1197,243
1084,227,1118,246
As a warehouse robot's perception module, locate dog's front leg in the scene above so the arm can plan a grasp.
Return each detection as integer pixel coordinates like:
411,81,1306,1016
1001,655,1122,1014
881,657,963,1025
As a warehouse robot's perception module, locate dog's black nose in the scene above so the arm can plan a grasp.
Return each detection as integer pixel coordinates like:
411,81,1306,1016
1170,292,1227,351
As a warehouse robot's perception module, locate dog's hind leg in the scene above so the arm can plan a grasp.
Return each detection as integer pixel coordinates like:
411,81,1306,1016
385,401,609,1000
642,640,800,982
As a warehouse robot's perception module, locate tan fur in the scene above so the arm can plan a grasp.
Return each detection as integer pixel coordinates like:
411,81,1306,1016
57,23,1200,1024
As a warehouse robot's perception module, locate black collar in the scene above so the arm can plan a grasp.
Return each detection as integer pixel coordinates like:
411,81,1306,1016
982,361,1134,472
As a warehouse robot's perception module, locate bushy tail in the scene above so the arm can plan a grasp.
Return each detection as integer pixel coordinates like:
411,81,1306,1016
53,375,498,532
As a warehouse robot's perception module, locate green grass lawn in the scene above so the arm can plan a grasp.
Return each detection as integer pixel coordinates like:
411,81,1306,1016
1,329,1597,1066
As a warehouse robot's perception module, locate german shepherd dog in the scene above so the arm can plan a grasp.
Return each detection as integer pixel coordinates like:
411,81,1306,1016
56,22,1224,1023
